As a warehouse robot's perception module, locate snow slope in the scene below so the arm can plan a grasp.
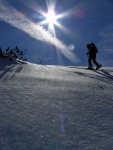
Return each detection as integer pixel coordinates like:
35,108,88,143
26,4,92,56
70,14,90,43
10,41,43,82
0,58,113,150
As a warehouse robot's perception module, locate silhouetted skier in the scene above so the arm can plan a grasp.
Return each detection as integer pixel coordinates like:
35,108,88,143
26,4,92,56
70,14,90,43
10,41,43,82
86,43,102,70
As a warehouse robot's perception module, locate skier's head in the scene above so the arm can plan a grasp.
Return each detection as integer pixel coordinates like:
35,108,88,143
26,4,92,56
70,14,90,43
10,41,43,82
90,43,95,46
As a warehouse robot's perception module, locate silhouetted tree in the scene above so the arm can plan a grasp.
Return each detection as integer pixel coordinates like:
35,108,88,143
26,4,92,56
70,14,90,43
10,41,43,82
0,47,3,56
0,46,28,61
37,58,46,65
6,47,10,55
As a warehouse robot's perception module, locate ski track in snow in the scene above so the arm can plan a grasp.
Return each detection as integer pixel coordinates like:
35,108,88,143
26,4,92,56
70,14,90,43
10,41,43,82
0,58,113,150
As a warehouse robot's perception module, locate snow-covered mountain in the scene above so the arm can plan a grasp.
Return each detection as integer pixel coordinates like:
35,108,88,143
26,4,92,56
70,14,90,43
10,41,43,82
0,58,113,150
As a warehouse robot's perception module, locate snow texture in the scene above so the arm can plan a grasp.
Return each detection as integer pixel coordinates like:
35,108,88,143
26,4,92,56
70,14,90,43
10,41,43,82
0,58,113,150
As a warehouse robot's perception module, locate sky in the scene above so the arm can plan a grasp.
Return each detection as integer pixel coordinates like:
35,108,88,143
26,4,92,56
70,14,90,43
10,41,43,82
0,0,113,66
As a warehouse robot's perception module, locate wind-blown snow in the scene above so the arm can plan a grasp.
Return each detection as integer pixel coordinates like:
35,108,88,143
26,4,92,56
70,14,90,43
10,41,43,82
0,58,113,150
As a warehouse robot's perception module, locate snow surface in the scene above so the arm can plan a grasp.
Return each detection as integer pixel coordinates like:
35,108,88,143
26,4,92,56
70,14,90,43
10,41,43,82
0,58,113,150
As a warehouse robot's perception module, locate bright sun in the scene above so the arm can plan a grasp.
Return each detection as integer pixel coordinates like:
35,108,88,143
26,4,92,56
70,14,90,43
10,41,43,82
46,9,57,24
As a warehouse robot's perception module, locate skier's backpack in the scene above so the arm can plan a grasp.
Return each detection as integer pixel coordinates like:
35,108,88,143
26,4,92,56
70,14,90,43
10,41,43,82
90,43,98,54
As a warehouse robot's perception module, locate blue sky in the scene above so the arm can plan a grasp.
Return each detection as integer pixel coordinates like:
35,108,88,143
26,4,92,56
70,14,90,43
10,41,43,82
0,0,113,66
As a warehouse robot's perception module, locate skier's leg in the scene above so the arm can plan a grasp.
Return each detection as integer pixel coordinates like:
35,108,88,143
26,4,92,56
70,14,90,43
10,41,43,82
93,55,99,66
93,55,102,69
88,56,92,68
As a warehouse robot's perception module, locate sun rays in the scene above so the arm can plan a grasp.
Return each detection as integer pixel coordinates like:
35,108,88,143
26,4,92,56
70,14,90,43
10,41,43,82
34,0,81,63
38,0,58,36
44,9,57,36
46,9,56,24
18,0,80,41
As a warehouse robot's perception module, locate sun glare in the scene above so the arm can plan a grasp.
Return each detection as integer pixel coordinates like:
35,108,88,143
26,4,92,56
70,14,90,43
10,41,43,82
46,9,56,24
